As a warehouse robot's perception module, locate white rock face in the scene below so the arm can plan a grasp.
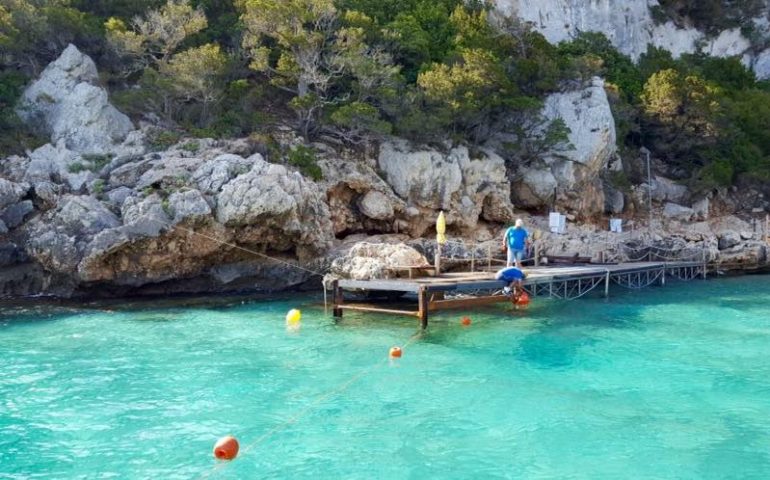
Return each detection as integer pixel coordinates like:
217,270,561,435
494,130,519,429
495,0,765,74
17,44,133,154
754,49,770,80
378,140,514,232
216,155,334,255
514,78,616,215
327,242,428,280
378,140,463,210
358,190,394,220
663,202,695,221
651,176,687,203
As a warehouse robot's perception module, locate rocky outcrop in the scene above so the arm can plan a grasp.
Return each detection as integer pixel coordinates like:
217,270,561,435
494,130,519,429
216,155,334,260
494,1,768,77
512,78,616,216
378,140,515,235
17,45,134,154
326,242,428,281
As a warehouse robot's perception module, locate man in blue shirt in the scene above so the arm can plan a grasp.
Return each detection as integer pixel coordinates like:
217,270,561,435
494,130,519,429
495,266,527,302
503,219,530,268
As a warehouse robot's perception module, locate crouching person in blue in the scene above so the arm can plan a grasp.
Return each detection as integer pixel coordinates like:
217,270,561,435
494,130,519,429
495,266,526,303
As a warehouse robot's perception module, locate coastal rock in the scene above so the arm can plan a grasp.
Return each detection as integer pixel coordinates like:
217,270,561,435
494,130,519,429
105,186,133,208
0,179,29,210
121,194,171,237
168,189,211,224
216,155,334,257
358,190,394,221
515,78,616,215
692,197,710,221
327,242,428,280
317,154,405,235
33,181,60,209
663,202,694,221
493,0,765,76
378,139,462,210
651,176,687,204
25,195,120,272
24,142,93,191
754,48,770,80
378,140,514,232
17,45,133,154
1,201,35,229
604,184,625,214
192,154,255,194
718,231,741,250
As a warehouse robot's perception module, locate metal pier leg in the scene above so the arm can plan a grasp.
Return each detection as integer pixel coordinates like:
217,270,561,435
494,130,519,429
332,280,343,318
660,267,666,286
418,286,429,329
604,270,610,297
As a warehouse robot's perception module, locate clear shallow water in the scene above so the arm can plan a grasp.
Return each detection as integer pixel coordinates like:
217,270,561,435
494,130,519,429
1,276,770,479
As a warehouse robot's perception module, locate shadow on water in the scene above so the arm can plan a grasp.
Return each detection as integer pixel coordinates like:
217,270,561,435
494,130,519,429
0,290,312,326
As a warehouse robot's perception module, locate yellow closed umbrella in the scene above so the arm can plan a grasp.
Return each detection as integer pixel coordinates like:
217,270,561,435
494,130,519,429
436,211,447,245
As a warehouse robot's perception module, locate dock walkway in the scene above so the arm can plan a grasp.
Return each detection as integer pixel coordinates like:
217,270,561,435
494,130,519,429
331,261,706,328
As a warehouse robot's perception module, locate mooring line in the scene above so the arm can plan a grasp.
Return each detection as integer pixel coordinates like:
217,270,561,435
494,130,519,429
198,330,423,480
142,217,326,277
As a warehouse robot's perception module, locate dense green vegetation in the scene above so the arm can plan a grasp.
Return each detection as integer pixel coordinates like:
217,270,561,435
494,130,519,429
1,0,768,189
652,0,766,35
563,32,770,188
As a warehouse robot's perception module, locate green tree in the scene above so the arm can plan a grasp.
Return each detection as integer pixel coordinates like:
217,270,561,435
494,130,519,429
240,0,340,139
105,0,208,74
161,43,228,125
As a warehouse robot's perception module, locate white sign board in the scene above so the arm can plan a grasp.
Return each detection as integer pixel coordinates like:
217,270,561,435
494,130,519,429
610,218,623,233
549,212,566,234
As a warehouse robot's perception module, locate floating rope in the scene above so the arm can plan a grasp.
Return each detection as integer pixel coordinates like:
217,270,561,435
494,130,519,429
198,330,424,480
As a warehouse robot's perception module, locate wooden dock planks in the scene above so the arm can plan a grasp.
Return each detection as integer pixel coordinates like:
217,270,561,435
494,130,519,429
333,261,707,327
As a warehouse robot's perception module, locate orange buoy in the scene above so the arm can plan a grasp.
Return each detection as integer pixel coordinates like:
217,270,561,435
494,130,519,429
389,346,402,358
516,292,531,306
213,435,239,460
461,316,472,326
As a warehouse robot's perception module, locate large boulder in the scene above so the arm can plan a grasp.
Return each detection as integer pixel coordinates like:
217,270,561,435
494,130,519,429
514,78,616,216
0,179,29,211
17,44,133,154
326,242,428,280
663,202,695,221
25,195,121,273
651,176,688,203
318,153,405,235
378,140,514,233
216,154,334,258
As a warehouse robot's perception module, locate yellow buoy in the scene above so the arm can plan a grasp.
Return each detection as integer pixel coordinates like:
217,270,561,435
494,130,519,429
286,309,302,325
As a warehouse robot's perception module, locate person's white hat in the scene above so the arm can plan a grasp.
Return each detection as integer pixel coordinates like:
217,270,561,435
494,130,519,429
515,218,523,227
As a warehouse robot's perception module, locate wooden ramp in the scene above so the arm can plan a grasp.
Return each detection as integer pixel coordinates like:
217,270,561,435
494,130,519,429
331,261,707,328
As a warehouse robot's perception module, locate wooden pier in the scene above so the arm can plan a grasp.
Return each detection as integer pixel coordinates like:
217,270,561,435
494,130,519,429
331,261,707,328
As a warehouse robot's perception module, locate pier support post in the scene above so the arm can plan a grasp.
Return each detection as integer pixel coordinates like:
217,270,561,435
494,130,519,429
418,286,429,329
604,270,610,297
660,267,666,286
332,280,343,318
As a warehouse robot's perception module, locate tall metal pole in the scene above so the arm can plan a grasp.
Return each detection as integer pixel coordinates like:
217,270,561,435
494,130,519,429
642,147,653,235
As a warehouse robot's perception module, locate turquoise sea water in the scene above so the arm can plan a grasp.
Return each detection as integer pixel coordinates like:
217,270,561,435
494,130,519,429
1,276,770,479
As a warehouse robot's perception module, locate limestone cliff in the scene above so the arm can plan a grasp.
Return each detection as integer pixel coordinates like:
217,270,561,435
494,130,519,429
494,0,770,79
